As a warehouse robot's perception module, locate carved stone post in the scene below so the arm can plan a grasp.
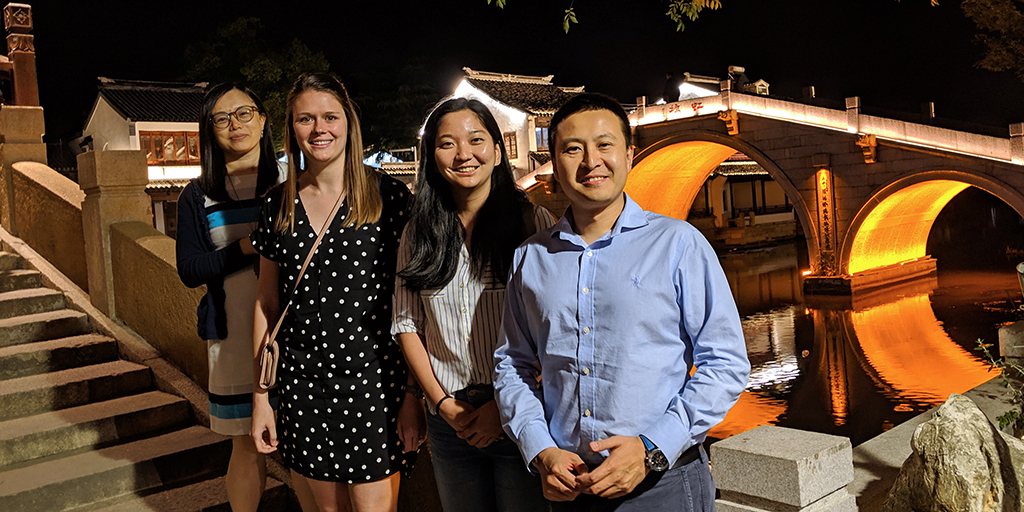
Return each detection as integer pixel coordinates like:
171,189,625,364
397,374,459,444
1011,122,1023,165
4,3,39,106
78,150,152,317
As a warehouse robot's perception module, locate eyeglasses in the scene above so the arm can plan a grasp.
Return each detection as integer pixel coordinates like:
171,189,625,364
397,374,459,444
210,106,259,128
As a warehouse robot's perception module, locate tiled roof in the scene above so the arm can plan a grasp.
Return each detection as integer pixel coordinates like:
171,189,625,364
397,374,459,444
463,68,583,116
97,78,208,123
146,178,191,190
529,152,551,165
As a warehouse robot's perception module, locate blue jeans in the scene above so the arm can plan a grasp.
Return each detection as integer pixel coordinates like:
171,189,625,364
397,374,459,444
427,384,546,512
548,446,716,512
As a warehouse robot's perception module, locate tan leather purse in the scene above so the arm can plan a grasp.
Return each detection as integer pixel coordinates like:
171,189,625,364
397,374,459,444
258,191,346,390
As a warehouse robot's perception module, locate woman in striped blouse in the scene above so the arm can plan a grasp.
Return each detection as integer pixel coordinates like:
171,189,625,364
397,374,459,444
393,97,553,512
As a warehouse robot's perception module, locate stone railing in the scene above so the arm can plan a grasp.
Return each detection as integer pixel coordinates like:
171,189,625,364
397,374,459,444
630,89,1024,165
110,220,209,387
1,106,212,387
6,161,88,290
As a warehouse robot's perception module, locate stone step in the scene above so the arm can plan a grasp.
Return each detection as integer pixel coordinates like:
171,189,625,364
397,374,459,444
0,251,21,271
0,288,66,319
0,333,119,380
0,360,153,420
1,390,191,466
0,309,91,348
78,475,288,512
0,425,230,512
0,269,43,292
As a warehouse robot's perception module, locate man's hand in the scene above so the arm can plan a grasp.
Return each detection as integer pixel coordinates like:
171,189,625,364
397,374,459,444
534,447,590,502
577,436,648,499
455,400,505,448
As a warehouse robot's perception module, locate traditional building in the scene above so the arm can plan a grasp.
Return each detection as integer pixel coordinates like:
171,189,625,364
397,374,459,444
451,67,583,179
78,78,208,237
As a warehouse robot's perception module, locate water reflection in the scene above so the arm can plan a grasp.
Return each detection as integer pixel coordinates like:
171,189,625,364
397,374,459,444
710,242,1020,446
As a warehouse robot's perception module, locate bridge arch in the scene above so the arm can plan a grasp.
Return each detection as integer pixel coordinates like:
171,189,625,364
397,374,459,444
629,131,819,257
841,170,1024,275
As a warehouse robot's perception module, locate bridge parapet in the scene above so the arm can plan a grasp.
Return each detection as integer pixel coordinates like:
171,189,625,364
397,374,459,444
631,92,1023,166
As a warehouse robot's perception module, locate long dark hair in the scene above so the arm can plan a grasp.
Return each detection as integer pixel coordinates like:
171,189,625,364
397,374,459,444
275,72,380,233
196,82,278,202
399,97,533,291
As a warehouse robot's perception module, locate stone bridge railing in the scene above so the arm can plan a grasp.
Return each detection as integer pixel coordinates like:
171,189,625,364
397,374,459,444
631,85,1024,166
1,105,212,387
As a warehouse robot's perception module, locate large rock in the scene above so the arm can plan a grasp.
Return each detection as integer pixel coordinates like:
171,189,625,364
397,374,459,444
883,394,1024,512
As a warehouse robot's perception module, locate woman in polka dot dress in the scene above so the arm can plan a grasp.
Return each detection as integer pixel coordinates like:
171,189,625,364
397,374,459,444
250,73,422,512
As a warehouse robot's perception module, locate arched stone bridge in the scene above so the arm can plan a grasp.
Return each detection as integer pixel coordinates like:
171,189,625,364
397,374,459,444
626,90,1024,292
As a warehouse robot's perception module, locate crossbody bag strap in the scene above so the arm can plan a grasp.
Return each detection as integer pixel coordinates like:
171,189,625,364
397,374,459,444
262,190,347,349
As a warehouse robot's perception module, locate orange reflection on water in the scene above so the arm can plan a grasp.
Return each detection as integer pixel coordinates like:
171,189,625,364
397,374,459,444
626,142,737,220
710,391,787,439
848,180,970,274
851,293,996,405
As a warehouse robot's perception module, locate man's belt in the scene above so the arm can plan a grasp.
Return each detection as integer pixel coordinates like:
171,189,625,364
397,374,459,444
672,444,702,469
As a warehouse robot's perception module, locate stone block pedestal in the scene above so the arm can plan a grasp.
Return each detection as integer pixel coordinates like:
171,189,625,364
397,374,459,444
712,426,856,512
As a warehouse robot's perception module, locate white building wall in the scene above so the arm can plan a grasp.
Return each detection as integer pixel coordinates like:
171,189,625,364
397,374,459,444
83,97,131,151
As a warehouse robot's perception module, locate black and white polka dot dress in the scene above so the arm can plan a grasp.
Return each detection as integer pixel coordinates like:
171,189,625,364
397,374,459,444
251,173,413,483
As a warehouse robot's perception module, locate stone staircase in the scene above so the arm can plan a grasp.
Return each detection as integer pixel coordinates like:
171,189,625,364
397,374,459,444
0,246,287,511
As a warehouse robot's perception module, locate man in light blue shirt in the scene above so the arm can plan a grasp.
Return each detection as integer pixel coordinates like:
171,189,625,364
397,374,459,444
494,93,749,511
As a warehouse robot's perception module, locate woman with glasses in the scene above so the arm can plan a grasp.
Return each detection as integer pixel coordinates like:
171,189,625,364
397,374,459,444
177,83,316,512
393,97,552,512
250,73,421,512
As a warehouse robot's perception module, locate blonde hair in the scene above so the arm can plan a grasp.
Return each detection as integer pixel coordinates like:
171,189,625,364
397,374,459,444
274,73,382,233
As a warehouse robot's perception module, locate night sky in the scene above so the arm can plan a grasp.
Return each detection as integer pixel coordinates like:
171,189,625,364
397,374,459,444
16,0,1024,142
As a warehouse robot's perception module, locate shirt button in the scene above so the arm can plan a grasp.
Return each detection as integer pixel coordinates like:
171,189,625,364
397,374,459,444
582,367,590,375
587,251,593,258
582,287,589,294
461,306,468,313
584,409,592,417
459,281,465,288
583,327,590,334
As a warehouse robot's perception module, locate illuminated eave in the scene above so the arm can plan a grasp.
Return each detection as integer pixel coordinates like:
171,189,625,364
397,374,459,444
451,80,529,126
148,165,200,181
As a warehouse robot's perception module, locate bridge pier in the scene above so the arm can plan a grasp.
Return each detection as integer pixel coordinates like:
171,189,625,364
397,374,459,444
803,257,937,296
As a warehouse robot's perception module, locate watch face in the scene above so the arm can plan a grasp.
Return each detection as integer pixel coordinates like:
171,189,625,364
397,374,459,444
647,449,670,471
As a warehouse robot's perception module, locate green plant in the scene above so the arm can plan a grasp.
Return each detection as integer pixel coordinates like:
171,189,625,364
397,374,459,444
976,334,1024,432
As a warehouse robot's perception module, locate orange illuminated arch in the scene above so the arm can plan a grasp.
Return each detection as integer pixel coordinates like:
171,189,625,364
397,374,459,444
628,133,816,245
843,172,1024,275
848,180,970,274
626,141,735,219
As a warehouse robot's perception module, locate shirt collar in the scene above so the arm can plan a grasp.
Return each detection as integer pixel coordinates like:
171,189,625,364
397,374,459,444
552,193,649,246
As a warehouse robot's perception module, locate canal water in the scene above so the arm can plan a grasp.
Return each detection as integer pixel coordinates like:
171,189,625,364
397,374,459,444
709,242,1023,446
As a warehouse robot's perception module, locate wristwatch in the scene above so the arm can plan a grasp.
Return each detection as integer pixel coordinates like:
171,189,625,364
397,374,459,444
639,435,670,471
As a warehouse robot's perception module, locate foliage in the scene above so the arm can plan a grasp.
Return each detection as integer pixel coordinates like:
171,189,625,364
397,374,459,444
486,0,721,33
666,0,721,32
349,60,442,160
962,0,1024,83
490,1,947,34
975,336,1024,432
181,17,330,151
564,2,578,34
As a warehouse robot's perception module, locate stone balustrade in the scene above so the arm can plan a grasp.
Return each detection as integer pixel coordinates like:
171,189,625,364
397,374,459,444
712,425,857,512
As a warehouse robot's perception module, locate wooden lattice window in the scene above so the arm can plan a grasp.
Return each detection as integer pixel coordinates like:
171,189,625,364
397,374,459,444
503,132,518,159
140,131,201,165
